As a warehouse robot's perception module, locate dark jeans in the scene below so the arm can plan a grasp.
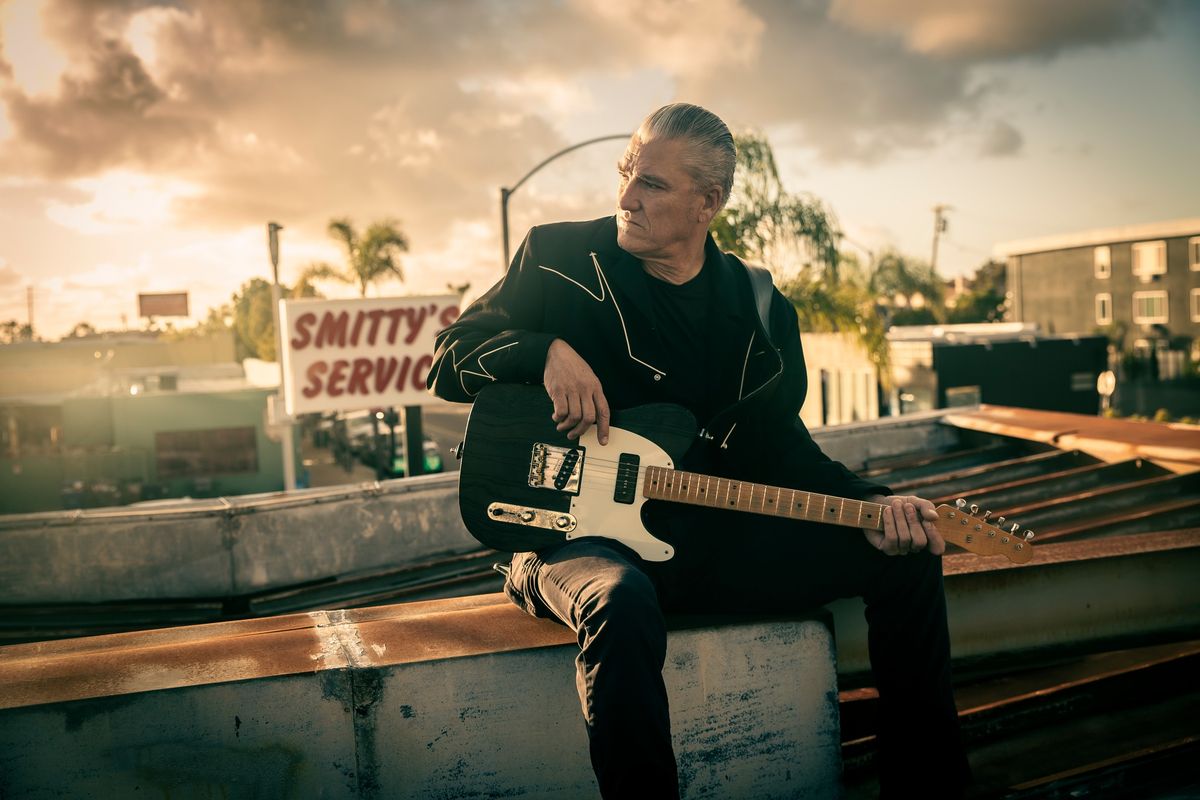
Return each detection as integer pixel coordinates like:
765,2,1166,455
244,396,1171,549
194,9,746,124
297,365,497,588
504,511,971,799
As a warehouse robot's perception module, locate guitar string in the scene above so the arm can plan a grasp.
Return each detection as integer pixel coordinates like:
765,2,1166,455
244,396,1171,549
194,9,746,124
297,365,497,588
459,449,888,525
460,451,1019,553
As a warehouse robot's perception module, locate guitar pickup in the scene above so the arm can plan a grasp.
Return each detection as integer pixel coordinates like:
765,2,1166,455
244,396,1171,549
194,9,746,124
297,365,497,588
528,443,584,495
613,453,639,505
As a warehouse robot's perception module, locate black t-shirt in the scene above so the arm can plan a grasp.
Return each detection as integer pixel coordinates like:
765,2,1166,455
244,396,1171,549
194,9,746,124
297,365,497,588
644,262,716,423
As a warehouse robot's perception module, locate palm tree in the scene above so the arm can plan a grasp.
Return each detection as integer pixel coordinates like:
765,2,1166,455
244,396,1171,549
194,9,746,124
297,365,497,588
712,132,888,373
712,132,841,276
868,249,945,326
300,218,409,297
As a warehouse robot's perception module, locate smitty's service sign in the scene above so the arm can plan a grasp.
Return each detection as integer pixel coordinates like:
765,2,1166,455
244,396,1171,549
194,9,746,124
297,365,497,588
279,294,458,416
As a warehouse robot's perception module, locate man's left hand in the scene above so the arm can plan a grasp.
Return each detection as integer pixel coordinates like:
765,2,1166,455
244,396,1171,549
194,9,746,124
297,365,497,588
862,495,946,556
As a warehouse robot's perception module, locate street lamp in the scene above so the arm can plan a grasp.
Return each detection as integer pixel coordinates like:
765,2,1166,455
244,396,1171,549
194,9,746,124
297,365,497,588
500,133,632,269
267,221,297,491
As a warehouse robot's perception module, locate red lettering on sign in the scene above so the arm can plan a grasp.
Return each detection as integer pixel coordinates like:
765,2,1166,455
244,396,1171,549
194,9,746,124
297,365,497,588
406,306,431,344
438,305,459,327
327,359,348,396
374,357,398,392
315,312,349,348
302,361,327,397
384,308,403,345
394,356,412,391
347,358,371,395
413,354,433,390
291,312,317,350
364,309,385,345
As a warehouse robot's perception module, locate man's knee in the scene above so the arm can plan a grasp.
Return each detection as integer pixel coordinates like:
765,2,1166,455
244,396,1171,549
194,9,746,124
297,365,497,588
581,565,660,624
577,566,666,654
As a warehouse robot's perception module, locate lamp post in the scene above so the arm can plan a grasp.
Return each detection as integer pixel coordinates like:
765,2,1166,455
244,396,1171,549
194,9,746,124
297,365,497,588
267,221,297,491
500,133,631,270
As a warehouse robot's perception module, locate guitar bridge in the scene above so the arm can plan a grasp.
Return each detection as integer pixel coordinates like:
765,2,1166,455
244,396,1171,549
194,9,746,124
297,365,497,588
488,503,577,533
529,443,584,494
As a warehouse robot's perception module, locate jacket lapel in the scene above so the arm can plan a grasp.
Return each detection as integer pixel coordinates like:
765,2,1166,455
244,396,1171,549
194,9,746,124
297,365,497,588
587,217,658,326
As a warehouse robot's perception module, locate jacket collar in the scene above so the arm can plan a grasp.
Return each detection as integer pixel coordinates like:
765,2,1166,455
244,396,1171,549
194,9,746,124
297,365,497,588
588,215,755,326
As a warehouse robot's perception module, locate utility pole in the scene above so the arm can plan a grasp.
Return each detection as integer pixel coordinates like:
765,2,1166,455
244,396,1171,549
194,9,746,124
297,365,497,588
930,204,952,273
267,221,297,491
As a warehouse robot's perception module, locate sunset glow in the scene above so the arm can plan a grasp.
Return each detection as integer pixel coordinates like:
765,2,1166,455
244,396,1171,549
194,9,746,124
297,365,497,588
0,0,1196,339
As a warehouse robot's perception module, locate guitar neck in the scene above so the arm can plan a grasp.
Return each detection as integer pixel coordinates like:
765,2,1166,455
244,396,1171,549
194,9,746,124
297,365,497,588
643,466,885,531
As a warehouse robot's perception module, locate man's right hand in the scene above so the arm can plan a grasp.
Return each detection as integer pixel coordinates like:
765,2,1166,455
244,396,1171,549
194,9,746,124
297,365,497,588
544,339,611,445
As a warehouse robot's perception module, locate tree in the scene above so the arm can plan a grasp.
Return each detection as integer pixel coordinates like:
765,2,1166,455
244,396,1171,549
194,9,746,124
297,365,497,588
232,279,277,360
65,321,98,339
945,260,1007,323
869,250,945,326
712,132,888,372
300,217,409,297
711,132,841,276
0,320,33,344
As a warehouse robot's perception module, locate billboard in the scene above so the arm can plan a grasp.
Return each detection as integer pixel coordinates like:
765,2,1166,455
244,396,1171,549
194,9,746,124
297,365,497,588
138,292,189,317
279,294,459,416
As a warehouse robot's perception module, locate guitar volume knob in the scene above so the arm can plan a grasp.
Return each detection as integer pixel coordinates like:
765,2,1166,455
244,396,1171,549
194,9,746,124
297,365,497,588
520,510,535,522
555,515,571,529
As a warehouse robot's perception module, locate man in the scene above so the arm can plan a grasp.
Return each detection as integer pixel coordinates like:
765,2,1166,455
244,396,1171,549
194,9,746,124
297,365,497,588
429,103,970,798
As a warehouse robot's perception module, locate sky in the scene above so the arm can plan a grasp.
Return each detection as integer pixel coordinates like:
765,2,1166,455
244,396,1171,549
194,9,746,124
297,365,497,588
0,0,1197,340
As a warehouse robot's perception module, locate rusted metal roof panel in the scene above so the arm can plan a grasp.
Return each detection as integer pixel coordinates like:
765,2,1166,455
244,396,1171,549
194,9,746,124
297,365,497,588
943,405,1200,473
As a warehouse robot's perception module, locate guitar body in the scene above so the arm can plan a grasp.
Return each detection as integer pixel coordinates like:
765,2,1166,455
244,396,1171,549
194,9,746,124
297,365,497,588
459,383,697,560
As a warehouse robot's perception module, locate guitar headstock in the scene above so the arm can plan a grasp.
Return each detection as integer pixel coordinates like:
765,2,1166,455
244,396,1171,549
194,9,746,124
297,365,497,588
932,499,1034,564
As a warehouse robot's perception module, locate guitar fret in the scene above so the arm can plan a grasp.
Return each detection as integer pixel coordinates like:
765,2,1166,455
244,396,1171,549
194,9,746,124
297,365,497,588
640,467,885,532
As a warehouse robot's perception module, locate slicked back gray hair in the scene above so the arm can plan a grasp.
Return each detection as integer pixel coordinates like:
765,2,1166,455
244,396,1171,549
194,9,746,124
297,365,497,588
637,102,736,211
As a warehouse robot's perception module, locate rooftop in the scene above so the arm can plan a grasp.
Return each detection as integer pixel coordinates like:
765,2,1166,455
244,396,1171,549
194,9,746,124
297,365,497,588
993,216,1200,258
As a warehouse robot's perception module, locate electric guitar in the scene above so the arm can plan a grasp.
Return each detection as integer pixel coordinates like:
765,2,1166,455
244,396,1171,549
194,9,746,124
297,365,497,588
456,384,1033,564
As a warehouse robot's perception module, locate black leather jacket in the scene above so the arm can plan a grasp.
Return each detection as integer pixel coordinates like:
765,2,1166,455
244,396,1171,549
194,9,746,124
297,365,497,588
429,216,887,500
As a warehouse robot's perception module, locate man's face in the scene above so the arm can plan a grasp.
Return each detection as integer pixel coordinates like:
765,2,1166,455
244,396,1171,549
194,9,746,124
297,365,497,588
615,136,710,261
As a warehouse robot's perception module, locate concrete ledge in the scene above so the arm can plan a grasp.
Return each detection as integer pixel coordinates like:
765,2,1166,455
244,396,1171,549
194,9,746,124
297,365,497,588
0,473,476,603
0,596,842,799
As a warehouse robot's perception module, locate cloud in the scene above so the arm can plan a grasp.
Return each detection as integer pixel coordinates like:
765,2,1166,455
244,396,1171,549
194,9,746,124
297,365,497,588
0,0,1182,270
979,119,1024,157
827,0,1166,61
3,0,1175,180
679,0,983,161
0,259,21,286
44,170,203,234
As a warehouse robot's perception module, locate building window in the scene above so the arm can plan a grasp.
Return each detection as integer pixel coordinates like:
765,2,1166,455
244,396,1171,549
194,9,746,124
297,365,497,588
1131,240,1167,281
1095,293,1112,325
1093,245,1111,279
156,426,259,479
1192,288,1200,322
1132,290,1169,324
1190,237,1200,271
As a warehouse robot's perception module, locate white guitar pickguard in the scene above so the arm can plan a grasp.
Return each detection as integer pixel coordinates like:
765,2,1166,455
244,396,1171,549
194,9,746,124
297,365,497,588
566,425,676,562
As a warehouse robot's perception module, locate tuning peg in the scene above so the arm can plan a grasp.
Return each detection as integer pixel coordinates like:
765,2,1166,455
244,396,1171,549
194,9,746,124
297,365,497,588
981,510,992,522
955,498,966,511
1008,522,1021,535
1024,530,1036,542
969,503,980,515
995,516,1007,528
